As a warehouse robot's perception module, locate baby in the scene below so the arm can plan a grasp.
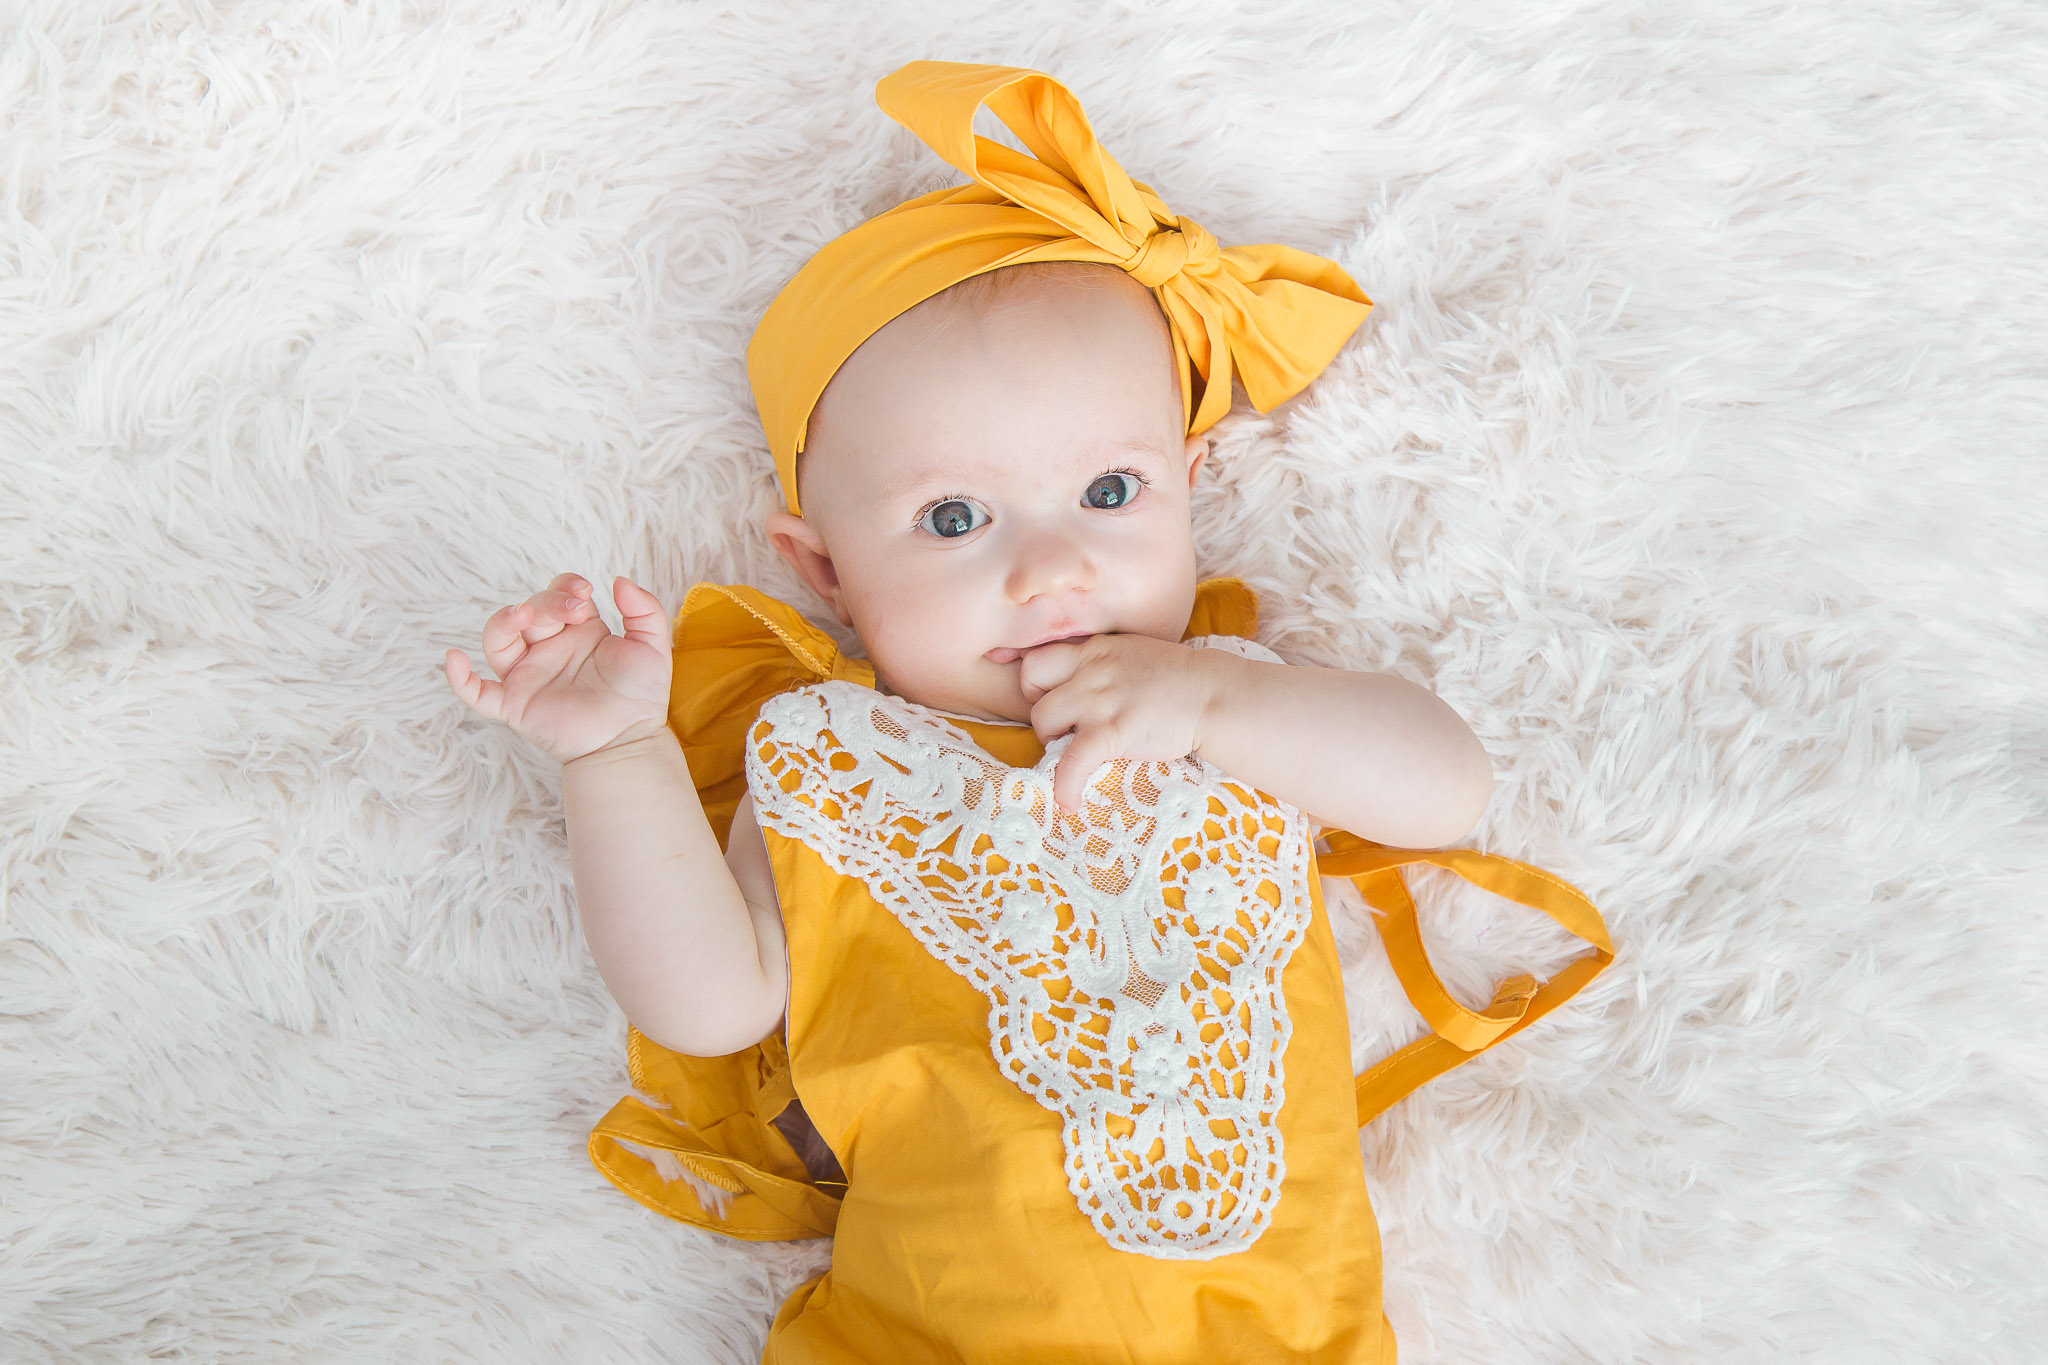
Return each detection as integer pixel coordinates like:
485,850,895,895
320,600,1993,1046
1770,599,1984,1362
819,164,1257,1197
451,257,1489,1131
443,60,1603,1363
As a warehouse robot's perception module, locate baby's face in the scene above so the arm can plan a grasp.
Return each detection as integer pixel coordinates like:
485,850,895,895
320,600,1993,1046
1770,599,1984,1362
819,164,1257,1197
767,264,1207,724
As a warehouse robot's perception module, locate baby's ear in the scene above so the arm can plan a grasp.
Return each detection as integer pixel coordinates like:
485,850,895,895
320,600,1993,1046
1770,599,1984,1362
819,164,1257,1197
1183,432,1210,488
764,509,849,624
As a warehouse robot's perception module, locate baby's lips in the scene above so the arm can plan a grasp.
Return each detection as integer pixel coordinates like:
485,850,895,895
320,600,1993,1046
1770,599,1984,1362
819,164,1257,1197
986,632,1094,665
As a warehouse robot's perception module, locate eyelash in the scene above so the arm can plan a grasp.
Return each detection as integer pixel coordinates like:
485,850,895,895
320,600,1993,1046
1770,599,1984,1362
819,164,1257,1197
910,466,1153,534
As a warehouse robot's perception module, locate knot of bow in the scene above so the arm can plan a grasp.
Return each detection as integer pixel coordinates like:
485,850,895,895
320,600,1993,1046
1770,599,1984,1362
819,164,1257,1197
1120,216,1220,289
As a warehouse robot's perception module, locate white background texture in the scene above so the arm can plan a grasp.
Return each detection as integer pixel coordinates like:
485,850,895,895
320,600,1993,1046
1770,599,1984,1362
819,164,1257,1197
2,1,2044,1361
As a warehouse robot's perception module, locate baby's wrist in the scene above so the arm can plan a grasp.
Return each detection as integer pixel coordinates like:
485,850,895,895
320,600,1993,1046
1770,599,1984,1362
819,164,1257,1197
1188,644,1250,756
562,719,675,767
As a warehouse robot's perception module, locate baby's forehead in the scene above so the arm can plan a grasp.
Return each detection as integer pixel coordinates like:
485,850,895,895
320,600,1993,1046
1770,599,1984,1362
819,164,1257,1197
797,262,1185,508
916,267,1174,386
1003,258,1171,322
923,258,1148,316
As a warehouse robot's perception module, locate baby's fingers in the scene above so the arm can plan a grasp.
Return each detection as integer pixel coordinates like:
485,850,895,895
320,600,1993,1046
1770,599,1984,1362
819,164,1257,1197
1051,725,1120,814
479,600,539,679
444,647,508,725
485,573,591,670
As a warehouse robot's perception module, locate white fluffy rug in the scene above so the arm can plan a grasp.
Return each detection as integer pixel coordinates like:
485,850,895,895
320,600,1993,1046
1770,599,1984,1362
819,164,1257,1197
5,2,2044,1361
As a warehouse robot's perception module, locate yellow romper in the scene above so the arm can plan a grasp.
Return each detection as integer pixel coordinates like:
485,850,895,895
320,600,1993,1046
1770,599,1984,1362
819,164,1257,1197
589,579,1614,1364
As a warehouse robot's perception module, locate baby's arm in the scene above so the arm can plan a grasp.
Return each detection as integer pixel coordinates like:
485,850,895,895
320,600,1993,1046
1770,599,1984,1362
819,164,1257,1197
1193,651,1493,848
561,729,788,1056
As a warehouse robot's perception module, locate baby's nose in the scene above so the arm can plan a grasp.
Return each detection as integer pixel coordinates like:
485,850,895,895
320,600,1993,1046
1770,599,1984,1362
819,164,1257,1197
1003,528,1095,603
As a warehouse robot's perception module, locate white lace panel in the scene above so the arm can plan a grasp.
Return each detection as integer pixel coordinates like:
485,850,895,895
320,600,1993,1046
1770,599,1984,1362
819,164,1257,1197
745,679,1315,1260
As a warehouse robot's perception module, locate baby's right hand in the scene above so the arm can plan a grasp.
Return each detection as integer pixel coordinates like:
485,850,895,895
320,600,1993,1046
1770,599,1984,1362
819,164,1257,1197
445,573,674,765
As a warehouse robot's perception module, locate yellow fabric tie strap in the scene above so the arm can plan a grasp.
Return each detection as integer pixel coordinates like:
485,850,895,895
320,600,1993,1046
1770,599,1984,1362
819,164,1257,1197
587,1030,845,1241
747,60,1374,514
588,1096,845,1241
1317,831,1616,1128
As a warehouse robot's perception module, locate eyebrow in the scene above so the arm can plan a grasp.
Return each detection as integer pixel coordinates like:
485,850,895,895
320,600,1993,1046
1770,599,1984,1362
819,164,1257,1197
880,437,1168,503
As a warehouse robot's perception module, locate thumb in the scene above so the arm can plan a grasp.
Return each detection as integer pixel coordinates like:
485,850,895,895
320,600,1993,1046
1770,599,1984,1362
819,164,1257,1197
612,576,670,651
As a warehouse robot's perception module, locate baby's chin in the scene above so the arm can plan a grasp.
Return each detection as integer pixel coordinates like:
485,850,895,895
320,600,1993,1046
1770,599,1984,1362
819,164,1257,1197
872,660,1035,726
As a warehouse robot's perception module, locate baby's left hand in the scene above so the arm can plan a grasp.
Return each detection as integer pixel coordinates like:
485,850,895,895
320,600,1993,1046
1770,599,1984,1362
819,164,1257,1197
1019,635,1234,813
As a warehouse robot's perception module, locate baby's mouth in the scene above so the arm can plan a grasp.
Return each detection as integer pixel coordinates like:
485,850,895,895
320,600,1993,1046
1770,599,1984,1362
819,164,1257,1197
984,632,1093,665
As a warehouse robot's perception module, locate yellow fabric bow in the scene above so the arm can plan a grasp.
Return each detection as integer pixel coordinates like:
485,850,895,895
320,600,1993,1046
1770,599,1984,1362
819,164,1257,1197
746,60,1375,515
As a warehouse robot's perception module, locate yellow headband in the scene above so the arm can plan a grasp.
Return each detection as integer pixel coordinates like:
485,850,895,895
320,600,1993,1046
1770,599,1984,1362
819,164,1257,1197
746,60,1374,515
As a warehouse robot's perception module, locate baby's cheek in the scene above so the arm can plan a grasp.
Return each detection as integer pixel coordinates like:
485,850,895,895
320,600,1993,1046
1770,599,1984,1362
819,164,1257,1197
862,600,965,691
1127,551,1199,641
850,554,1018,711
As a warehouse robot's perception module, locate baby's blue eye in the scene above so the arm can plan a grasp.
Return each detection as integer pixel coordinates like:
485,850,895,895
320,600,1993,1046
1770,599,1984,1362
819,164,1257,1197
1084,472,1141,510
920,498,988,538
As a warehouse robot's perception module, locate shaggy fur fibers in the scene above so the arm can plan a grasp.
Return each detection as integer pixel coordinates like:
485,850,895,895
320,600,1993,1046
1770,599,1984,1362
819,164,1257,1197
4,2,2044,1361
